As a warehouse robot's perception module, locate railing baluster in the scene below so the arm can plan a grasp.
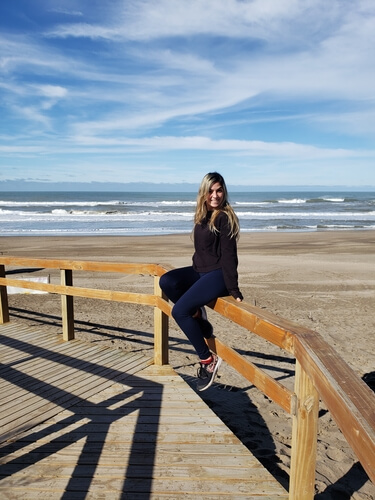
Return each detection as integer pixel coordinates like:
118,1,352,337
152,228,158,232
0,265,9,324
61,269,75,341
154,274,169,365
289,359,319,500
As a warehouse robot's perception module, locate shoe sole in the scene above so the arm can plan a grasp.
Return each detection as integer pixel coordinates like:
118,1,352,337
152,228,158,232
197,356,222,392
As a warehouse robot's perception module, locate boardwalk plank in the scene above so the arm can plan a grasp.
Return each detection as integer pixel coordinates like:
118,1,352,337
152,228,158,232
1,448,262,467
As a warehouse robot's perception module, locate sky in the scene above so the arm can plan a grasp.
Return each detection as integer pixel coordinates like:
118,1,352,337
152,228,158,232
0,0,375,189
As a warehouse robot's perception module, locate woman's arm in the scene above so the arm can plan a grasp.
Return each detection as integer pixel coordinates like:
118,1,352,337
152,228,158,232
217,213,243,301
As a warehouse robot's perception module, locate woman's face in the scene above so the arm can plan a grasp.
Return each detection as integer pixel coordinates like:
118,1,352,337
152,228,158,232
206,181,224,210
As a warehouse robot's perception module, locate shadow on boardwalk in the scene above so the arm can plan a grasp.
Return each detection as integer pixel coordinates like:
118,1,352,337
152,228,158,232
0,322,159,498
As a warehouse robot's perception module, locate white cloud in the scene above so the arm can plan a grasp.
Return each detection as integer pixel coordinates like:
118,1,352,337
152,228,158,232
48,8,83,17
35,85,68,98
12,105,51,128
46,0,343,45
45,23,116,40
312,108,375,137
0,145,46,153
71,134,364,160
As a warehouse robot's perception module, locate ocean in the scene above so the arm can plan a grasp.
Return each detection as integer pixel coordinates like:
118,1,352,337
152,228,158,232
0,190,374,237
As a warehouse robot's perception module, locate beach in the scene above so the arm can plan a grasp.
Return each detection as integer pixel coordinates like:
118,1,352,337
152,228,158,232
1,231,374,499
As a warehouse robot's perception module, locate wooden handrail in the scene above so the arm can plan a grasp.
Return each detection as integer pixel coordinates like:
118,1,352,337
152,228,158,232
0,256,163,276
0,256,374,499
0,276,157,306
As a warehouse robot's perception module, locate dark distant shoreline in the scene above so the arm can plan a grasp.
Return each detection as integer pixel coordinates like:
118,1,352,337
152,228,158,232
1,180,374,192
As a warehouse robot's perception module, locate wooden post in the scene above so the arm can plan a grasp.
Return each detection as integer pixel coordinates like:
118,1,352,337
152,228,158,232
289,360,319,500
154,275,169,365
61,269,74,341
0,265,10,324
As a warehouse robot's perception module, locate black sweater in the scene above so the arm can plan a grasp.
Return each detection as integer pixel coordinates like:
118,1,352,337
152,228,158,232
192,211,243,300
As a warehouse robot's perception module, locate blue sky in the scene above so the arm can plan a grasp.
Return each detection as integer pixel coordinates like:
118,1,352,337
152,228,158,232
1,0,374,189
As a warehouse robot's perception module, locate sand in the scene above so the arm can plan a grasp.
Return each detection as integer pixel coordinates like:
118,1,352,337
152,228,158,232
1,231,374,499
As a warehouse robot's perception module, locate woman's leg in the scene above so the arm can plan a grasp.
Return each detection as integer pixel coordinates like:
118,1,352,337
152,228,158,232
172,269,228,360
159,266,199,304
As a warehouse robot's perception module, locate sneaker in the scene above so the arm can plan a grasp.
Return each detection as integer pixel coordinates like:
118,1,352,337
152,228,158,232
196,353,222,392
196,306,213,339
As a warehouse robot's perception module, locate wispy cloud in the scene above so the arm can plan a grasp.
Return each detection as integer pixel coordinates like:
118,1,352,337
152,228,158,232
48,8,83,17
34,84,68,99
72,134,361,159
47,0,342,44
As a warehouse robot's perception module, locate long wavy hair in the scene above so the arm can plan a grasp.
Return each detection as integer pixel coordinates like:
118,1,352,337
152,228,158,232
194,172,240,239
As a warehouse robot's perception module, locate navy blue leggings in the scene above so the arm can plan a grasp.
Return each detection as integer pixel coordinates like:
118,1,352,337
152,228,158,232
159,266,228,360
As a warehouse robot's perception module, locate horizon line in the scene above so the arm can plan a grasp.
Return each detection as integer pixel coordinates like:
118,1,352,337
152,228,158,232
0,180,374,192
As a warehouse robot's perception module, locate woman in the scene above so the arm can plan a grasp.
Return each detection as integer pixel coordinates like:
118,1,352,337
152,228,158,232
159,172,243,391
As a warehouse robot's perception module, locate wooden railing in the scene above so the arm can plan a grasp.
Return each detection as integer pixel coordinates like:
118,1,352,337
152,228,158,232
0,256,374,500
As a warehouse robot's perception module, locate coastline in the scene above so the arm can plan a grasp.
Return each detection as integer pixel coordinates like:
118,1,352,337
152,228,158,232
1,230,374,498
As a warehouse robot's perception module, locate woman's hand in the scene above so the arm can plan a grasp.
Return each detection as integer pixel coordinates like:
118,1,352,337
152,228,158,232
231,291,243,302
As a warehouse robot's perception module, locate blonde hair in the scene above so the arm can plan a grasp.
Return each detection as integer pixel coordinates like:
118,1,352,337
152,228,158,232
194,172,240,239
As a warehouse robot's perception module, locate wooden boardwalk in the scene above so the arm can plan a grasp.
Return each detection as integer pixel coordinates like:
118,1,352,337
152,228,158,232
0,322,288,499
